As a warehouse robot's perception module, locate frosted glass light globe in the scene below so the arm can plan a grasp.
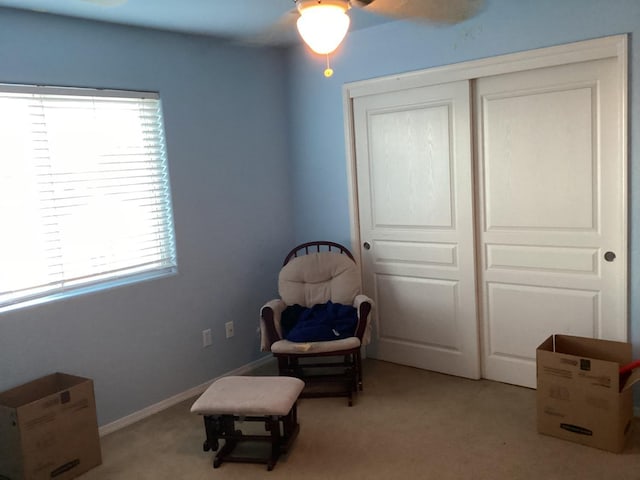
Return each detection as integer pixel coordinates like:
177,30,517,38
296,4,350,55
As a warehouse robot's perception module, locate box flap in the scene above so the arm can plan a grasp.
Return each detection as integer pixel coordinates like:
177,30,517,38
553,335,631,364
621,368,640,392
0,373,88,409
537,335,554,353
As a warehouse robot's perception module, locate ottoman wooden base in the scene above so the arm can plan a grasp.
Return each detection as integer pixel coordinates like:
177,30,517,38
202,409,300,471
191,376,304,471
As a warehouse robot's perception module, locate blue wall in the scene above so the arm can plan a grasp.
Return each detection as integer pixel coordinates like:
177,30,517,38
0,9,293,425
1,0,640,427
287,0,640,358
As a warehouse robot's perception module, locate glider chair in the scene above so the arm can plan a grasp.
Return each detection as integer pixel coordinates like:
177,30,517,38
260,241,374,406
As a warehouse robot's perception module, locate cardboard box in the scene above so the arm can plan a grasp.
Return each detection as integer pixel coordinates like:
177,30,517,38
0,373,102,480
537,334,640,452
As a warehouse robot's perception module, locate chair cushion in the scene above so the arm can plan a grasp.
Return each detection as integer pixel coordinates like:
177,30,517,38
279,252,360,307
271,336,361,354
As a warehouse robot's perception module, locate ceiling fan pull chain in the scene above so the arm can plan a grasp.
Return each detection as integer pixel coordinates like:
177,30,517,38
324,54,334,78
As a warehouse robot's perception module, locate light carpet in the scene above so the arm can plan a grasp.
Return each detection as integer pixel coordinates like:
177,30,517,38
80,359,640,480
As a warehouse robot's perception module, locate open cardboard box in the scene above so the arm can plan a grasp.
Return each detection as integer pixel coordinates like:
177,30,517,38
0,373,101,480
537,334,640,452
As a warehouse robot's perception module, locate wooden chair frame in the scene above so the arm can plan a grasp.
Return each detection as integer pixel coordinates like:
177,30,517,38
261,241,373,406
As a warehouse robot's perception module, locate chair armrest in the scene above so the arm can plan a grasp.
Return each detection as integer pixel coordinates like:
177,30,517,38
352,294,374,346
353,294,373,312
260,299,287,351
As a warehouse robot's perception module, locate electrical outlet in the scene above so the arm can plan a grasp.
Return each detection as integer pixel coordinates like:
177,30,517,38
202,329,212,347
225,321,234,339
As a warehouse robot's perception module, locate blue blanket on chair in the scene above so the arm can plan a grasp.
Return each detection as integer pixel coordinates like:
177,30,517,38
282,301,358,343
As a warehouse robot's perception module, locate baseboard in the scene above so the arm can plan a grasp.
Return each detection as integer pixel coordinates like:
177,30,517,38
98,355,276,437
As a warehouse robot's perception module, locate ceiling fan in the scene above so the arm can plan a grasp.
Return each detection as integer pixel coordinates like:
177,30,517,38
287,0,484,76
81,0,484,77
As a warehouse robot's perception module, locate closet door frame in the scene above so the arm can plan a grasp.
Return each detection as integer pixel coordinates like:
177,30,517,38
343,35,629,349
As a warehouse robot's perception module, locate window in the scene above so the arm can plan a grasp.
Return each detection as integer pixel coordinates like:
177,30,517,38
0,85,177,311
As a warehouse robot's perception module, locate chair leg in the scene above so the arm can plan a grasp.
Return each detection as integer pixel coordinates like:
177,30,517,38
277,356,288,376
277,355,304,379
267,416,281,471
277,350,363,405
342,353,356,406
203,416,220,452
290,357,302,377
349,354,358,394
356,350,363,391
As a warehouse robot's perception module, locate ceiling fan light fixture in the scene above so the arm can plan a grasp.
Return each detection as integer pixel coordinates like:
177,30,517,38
296,1,351,55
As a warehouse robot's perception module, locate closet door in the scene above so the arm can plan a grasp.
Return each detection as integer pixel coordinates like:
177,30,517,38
353,81,481,379
475,58,626,387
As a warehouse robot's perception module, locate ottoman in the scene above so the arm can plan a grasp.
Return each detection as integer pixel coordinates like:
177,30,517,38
191,376,304,471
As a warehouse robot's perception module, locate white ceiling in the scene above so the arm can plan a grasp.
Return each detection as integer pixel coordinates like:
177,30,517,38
0,0,395,46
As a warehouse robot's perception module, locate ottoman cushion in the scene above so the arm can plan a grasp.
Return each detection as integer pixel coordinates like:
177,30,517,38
190,376,304,417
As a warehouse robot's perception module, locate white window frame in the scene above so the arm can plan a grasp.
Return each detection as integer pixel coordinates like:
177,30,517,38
0,84,178,312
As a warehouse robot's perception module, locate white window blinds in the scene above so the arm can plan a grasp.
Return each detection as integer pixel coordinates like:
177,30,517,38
0,85,177,310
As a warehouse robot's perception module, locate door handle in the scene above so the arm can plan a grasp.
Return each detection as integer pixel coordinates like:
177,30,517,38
604,251,616,262
363,242,371,250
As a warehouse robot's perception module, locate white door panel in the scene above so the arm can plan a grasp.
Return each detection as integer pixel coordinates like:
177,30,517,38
486,245,599,275
377,275,460,349
476,58,625,387
354,80,480,379
485,282,599,386
368,105,453,227
482,87,595,230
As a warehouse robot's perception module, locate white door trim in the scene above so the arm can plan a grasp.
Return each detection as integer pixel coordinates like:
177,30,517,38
343,34,628,338
343,35,627,98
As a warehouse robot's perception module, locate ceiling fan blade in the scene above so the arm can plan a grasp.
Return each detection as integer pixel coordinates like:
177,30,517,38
238,8,299,47
358,0,485,24
80,0,128,6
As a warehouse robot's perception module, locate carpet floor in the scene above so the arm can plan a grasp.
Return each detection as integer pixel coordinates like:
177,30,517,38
80,359,640,480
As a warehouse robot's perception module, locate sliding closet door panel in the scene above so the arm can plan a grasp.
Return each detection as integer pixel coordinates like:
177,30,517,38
476,58,626,388
353,81,480,379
